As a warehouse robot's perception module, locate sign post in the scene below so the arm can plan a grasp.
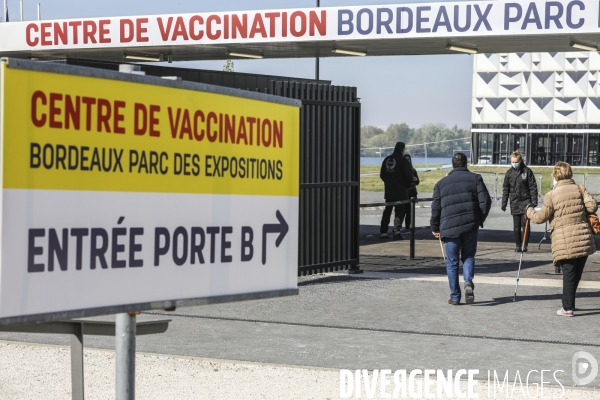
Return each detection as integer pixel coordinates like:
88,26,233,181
116,312,137,400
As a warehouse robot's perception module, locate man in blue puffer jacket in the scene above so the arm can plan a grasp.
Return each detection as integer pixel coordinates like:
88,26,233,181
430,153,492,305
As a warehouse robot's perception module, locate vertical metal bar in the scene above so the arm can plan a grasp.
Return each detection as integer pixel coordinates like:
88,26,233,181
116,313,136,400
584,132,589,166
340,90,346,266
37,2,39,20
350,97,362,272
70,323,84,400
4,0,7,22
355,102,361,262
19,0,23,21
410,199,416,259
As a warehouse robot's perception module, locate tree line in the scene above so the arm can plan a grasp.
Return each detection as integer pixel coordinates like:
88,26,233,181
361,123,471,158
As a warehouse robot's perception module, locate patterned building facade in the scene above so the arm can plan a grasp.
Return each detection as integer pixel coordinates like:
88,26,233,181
471,52,600,166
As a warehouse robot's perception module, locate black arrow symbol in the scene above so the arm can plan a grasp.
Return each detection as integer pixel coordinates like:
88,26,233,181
262,210,289,265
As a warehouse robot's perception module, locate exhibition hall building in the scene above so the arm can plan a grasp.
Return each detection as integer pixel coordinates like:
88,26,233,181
471,51,600,166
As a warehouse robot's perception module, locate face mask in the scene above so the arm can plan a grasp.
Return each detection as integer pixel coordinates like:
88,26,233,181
511,163,520,169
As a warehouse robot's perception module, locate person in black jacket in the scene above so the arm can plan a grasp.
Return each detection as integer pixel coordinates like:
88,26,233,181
402,154,420,231
431,153,492,305
379,142,413,239
501,150,538,252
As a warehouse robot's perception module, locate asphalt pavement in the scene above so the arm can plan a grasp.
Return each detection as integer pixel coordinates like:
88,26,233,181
1,196,600,395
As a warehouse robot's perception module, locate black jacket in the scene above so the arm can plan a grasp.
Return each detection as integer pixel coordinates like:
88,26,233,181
380,152,413,200
408,168,420,197
430,167,492,239
501,163,538,215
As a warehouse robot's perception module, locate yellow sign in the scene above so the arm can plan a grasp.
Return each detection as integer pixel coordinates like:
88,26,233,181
2,63,300,196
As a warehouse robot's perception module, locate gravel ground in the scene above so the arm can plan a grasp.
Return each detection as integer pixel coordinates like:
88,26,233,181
2,277,600,390
1,341,598,400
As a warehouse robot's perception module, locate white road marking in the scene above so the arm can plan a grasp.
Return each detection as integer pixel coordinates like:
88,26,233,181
329,272,600,289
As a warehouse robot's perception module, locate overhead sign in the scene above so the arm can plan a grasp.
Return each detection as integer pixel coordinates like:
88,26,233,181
0,0,598,53
0,59,300,325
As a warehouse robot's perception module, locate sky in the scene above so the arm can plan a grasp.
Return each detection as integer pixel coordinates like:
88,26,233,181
6,0,474,129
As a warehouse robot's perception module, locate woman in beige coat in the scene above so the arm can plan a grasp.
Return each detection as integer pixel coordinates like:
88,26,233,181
526,162,597,317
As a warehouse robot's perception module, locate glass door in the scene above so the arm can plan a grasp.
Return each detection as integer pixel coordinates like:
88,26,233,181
589,135,600,166
512,134,527,162
531,133,549,165
567,134,584,166
493,133,509,164
549,133,566,165
477,133,493,165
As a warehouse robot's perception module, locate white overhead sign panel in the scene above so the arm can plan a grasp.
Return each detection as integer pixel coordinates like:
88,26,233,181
0,0,598,52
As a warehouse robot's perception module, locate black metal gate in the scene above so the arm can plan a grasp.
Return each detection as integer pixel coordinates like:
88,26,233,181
63,59,361,275
269,82,361,276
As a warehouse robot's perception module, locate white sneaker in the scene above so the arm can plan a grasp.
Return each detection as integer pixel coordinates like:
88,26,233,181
556,308,574,317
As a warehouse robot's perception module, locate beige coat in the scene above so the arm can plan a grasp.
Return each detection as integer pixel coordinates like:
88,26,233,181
527,179,597,264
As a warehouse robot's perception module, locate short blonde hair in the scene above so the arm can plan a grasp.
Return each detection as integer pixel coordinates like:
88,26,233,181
553,162,573,181
511,150,523,162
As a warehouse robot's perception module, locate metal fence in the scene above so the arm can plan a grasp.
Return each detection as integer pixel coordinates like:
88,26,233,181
271,82,361,276
472,171,498,201
572,173,585,186
64,60,361,277
446,171,599,197
359,198,433,260
361,138,470,167
585,174,600,195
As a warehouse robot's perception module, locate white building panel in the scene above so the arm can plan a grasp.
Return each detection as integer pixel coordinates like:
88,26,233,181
472,52,600,124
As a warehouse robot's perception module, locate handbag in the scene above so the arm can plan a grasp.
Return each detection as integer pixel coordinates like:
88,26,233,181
577,185,600,235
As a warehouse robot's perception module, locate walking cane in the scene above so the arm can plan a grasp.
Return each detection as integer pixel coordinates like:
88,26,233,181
513,218,530,301
439,235,446,263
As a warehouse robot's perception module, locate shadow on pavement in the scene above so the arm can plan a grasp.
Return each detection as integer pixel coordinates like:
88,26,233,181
359,253,551,276
298,275,380,286
473,290,600,309
360,225,550,246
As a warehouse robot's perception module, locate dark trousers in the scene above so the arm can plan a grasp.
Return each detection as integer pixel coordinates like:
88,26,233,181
380,199,406,233
559,256,587,311
512,214,530,248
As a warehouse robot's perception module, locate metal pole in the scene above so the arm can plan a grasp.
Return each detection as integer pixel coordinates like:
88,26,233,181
410,199,416,258
19,0,22,21
37,2,39,20
3,0,6,22
424,143,428,169
116,312,137,400
70,323,84,400
403,198,423,261
315,0,320,81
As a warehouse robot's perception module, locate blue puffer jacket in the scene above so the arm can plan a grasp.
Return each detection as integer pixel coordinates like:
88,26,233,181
430,167,492,239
